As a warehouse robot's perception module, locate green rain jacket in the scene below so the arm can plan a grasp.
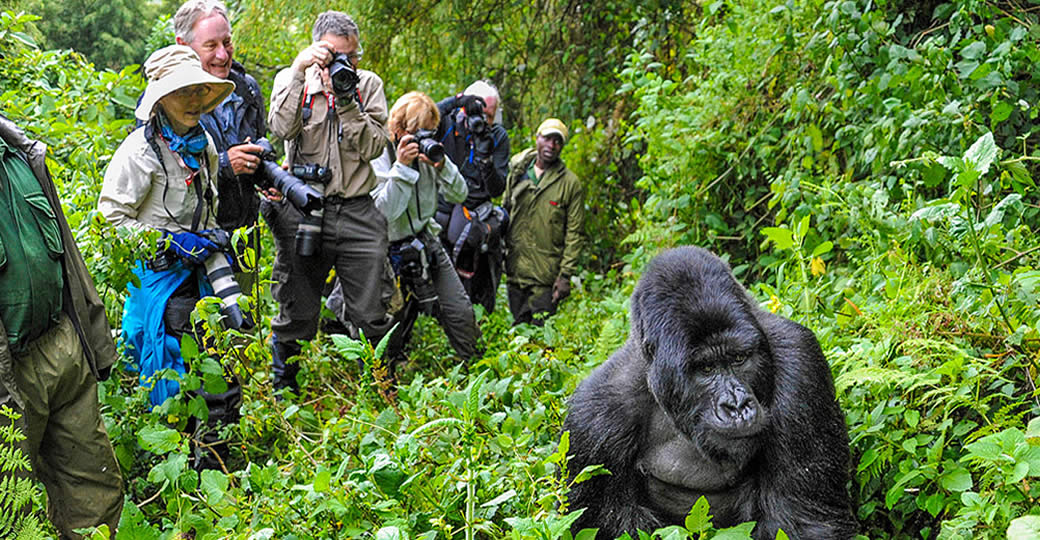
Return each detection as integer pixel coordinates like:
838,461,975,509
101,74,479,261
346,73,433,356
0,114,117,408
503,147,585,289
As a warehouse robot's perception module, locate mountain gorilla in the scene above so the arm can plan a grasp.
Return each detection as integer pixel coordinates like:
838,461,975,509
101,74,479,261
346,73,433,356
562,247,855,539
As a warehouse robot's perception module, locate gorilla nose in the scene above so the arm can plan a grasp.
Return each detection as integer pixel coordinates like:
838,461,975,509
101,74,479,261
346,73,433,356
719,387,757,424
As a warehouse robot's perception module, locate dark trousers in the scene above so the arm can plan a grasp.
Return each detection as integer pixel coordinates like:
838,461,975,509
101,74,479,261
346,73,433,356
0,313,123,538
507,283,557,326
386,232,479,362
263,196,391,383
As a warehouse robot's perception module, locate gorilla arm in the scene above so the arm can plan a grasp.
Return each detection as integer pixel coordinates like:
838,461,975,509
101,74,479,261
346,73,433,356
563,340,664,537
752,313,857,540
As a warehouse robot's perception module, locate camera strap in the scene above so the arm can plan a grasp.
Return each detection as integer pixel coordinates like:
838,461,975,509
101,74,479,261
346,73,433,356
146,119,213,233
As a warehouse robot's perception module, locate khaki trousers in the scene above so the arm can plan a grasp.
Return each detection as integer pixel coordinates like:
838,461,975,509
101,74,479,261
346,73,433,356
0,313,123,538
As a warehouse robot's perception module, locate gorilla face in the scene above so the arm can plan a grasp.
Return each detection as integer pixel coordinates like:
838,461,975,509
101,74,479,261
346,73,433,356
635,250,774,466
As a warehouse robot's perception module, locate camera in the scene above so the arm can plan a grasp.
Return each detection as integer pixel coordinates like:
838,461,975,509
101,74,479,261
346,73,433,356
200,230,254,330
328,52,360,98
396,238,438,313
412,129,445,163
150,230,254,330
289,162,332,257
462,98,487,135
250,139,324,214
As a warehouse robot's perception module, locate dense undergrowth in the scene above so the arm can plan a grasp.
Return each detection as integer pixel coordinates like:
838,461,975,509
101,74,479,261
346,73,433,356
1,0,1040,538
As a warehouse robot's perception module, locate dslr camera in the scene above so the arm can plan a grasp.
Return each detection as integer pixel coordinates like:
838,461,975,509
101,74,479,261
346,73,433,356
462,97,487,135
249,139,324,214
412,129,445,163
149,229,254,330
396,237,438,314
328,52,361,98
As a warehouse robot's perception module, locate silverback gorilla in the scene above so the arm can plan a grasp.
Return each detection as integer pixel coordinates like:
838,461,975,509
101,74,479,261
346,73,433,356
562,247,855,539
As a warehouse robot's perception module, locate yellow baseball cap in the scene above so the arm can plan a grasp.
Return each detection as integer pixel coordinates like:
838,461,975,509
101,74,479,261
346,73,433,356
536,118,569,144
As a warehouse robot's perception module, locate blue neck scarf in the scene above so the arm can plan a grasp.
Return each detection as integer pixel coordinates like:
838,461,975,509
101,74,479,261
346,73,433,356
158,112,208,171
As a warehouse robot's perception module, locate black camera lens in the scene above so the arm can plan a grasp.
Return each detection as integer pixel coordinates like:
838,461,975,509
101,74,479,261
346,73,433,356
328,53,360,97
252,139,324,214
412,129,445,163
295,212,322,257
466,115,487,135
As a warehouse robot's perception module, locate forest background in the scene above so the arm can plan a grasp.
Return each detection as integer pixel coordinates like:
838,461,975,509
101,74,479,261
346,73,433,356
1,0,1039,538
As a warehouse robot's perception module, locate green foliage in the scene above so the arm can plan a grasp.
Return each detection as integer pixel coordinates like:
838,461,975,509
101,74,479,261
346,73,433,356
0,406,48,539
3,0,1040,538
21,0,179,69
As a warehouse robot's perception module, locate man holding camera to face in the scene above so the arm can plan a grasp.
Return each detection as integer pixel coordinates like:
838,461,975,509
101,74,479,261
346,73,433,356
267,11,391,395
434,81,511,313
372,92,478,370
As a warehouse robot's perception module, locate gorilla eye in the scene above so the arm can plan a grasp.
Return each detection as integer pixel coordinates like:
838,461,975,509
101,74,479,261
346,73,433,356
698,364,715,375
733,354,749,365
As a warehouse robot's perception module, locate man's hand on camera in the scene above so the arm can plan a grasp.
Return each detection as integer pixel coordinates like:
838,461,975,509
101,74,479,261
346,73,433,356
396,134,420,167
228,143,265,176
292,41,335,73
258,186,284,202
458,95,485,116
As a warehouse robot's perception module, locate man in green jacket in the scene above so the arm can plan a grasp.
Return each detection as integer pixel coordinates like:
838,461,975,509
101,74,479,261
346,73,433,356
0,114,123,537
503,118,585,325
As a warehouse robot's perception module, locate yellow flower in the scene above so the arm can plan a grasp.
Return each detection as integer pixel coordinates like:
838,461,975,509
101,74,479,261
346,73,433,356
767,295,782,313
810,256,826,277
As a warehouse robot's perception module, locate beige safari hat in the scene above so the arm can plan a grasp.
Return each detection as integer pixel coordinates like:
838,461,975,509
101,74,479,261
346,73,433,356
135,45,235,122
536,118,569,145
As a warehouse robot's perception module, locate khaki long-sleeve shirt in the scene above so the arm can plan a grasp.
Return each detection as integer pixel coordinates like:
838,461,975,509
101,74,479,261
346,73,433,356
268,65,389,199
504,148,585,288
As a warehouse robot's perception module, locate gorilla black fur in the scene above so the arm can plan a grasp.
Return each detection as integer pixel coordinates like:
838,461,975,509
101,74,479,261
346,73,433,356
562,247,855,539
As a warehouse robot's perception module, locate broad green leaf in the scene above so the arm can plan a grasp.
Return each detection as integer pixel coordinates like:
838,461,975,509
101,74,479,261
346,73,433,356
991,101,1014,123
1008,516,1040,540
684,496,713,533
963,132,999,176
1025,417,1040,442
313,469,332,493
138,425,181,454
375,527,403,540
713,521,756,539
200,469,228,504
961,40,987,60
761,227,795,250
941,467,973,492
812,241,833,257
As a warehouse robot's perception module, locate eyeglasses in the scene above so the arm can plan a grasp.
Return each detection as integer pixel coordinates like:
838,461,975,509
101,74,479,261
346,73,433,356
172,85,213,99
346,50,362,63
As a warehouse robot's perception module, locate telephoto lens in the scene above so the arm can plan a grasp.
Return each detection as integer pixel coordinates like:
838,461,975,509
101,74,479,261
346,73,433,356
203,252,254,330
253,139,323,214
295,202,324,257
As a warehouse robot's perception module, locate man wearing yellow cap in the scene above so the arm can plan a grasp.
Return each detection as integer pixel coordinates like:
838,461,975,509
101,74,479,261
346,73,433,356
503,118,585,325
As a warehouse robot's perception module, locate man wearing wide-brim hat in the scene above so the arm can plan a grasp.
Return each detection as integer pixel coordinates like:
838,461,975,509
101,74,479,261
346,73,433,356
503,118,585,326
99,45,243,469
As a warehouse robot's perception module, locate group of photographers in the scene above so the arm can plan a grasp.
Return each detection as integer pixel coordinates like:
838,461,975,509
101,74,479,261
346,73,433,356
0,1,583,534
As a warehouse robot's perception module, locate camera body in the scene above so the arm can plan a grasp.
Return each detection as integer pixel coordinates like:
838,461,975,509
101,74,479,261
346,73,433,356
396,237,438,313
412,129,445,163
462,98,487,135
328,52,361,98
292,163,332,183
